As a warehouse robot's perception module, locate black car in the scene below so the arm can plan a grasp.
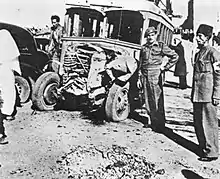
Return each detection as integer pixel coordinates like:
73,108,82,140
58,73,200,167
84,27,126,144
0,22,51,104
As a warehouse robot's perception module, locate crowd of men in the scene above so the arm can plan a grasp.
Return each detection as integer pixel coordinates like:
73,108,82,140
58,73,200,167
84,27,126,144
0,14,219,162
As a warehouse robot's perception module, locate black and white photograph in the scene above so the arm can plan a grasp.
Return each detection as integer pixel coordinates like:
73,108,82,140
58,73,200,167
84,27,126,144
0,0,220,178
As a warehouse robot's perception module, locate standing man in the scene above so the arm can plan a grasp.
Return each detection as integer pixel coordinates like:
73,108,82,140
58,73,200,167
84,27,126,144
48,15,65,73
191,24,220,161
138,27,178,132
213,32,220,51
171,38,188,89
0,29,21,144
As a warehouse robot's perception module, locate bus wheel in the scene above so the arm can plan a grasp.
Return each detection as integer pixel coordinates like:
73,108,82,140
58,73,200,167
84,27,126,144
105,83,130,122
15,75,31,104
32,72,60,111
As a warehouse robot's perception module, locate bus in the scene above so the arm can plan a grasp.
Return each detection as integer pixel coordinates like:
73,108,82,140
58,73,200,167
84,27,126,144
32,1,175,122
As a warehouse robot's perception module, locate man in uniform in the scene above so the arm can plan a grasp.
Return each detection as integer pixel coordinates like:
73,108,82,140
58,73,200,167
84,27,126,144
47,15,65,73
192,24,220,161
138,27,178,133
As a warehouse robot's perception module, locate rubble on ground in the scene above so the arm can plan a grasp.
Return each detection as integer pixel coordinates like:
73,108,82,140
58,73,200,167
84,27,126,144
57,144,165,178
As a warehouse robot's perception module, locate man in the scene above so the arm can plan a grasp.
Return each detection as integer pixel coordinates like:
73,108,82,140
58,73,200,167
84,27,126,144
213,32,220,51
138,26,178,132
47,15,65,73
170,38,188,89
0,29,21,144
191,24,220,162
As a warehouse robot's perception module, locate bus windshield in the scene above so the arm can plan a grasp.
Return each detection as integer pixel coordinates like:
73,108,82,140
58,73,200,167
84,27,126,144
105,10,144,44
65,7,104,37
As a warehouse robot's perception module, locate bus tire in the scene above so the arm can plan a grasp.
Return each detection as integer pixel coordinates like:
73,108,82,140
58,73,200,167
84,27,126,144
32,72,60,111
105,82,130,122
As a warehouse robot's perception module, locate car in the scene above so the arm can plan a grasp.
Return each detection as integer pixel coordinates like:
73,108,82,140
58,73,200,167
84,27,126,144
0,22,51,104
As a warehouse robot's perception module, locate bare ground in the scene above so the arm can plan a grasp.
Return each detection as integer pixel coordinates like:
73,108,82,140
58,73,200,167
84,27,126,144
0,85,220,179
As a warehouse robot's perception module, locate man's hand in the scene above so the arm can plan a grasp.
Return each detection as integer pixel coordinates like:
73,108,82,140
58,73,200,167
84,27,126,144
213,61,220,72
137,72,143,89
160,66,166,72
212,98,220,106
137,78,142,89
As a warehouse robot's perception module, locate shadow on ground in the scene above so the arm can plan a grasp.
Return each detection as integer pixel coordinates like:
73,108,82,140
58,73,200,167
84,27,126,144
181,169,206,179
164,81,191,89
130,111,201,157
163,127,202,157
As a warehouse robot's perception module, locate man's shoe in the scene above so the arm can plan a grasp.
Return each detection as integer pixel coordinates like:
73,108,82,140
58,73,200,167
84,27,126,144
152,127,164,133
198,157,218,162
5,115,15,121
0,136,8,145
143,123,151,128
151,124,166,133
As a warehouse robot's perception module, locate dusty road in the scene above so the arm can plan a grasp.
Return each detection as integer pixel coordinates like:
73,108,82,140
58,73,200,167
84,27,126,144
0,84,220,179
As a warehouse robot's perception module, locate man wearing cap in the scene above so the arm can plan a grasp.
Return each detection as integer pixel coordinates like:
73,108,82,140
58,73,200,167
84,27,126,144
138,26,178,133
192,24,220,161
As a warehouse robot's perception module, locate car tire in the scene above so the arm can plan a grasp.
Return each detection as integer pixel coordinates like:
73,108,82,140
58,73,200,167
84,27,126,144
32,72,60,111
27,76,36,100
15,75,31,104
105,82,130,122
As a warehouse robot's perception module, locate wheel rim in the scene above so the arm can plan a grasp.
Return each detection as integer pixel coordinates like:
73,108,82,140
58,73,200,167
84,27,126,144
15,82,22,95
115,89,129,118
43,83,59,105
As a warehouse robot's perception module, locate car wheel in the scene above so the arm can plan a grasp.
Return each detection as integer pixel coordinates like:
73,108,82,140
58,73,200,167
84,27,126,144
32,72,60,111
105,82,130,122
15,76,31,104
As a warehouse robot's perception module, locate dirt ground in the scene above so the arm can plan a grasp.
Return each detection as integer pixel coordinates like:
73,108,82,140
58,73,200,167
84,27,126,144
0,83,220,179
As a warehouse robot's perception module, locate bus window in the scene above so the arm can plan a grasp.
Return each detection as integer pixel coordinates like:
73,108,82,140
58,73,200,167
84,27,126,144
157,22,163,42
168,29,172,45
164,27,168,44
106,10,144,44
148,19,160,31
65,7,104,37
159,24,165,42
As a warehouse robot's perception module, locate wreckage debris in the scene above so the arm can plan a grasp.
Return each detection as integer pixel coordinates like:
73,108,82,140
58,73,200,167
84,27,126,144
57,144,165,178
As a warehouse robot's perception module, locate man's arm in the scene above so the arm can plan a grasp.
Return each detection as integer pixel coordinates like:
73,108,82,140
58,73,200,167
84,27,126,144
211,49,220,104
161,43,179,71
53,26,65,44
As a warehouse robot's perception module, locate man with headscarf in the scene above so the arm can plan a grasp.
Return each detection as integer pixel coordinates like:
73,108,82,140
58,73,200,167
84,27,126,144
192,24,220,161
170,38,188,89
0,29,20,144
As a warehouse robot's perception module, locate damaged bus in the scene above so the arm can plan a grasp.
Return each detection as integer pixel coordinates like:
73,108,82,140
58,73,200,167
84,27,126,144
32,1,174,122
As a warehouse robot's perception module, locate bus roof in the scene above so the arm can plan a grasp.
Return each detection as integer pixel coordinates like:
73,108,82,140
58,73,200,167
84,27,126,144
105,1,174,30
66,6,105,16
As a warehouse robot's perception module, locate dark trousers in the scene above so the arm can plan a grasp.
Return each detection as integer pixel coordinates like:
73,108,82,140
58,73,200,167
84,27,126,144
0,111,5,136
179,76,187,89
193,102,219,158
48,51,61,73
143,69,166,128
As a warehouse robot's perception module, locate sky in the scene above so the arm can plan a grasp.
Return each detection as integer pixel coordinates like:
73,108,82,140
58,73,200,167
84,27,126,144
0,0,186,27
0,0,220,32
0,0,66,27
193,0,220,32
